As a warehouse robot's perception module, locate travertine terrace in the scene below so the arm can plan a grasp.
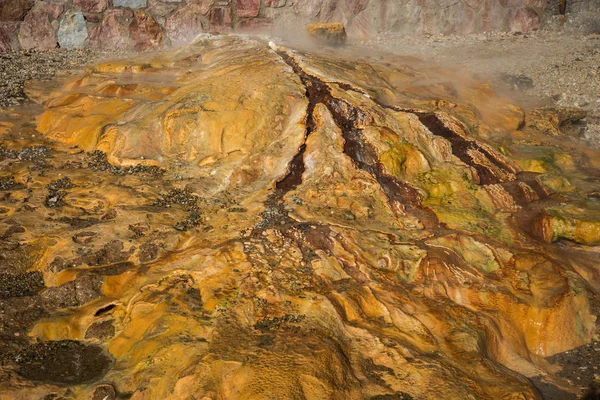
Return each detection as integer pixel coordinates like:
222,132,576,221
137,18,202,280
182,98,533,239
0,35,599,399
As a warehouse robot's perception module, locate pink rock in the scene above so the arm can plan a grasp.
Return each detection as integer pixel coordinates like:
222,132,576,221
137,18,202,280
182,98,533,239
73,0,108,13
165,5,207,46
46,3,65,19
186,0,213,14
129,10,162,50
510,7,540,33
235,0,259,18
29,1,65,20
0,0,35,22
238,17,272,32
474,0,510,32
89,9,132,50
208,7,232,31
18,6,59,50
147,0,178,19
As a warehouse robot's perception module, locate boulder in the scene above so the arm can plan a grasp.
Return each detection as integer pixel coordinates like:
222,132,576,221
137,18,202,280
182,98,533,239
72,0,108,13
186,0,213,14
129,10,162,50
235,0,260,17
147,0,179,19
18,5,60,50
307,23,347,46
89,9,132,50
58,10,88,49
165,5,207,46
510,7,541,33
0,0,35,22
42,2,65,19
208,7,232,31
113,0,148,9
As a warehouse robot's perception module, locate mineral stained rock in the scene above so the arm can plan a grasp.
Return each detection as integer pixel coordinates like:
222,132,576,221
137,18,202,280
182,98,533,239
1,35,599,399
307,22,348,45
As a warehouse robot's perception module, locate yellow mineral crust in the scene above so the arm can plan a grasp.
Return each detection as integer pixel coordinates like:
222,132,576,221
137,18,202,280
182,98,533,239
306,23,348,45
0,35,598,400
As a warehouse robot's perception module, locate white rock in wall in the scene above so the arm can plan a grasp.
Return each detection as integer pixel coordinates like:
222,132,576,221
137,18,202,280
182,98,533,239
58,10,88,48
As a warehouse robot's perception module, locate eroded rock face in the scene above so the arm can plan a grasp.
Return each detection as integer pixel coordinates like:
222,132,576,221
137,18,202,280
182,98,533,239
1,35,599,399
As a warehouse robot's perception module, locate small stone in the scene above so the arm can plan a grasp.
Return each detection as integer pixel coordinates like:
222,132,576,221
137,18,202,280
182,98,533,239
58,11,88,49
90,383,117,400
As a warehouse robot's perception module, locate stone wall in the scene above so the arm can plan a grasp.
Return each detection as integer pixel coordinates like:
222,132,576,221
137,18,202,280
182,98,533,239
0,0,594,52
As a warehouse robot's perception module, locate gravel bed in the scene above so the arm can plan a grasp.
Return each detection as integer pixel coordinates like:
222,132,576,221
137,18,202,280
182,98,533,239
0,48,134,108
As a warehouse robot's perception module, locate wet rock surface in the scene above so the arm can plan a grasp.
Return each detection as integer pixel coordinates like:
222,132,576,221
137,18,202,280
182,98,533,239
0,34,598,399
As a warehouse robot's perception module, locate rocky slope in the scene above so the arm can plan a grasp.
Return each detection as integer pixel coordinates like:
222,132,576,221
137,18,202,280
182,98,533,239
0,35,599,399
2,0,599,52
